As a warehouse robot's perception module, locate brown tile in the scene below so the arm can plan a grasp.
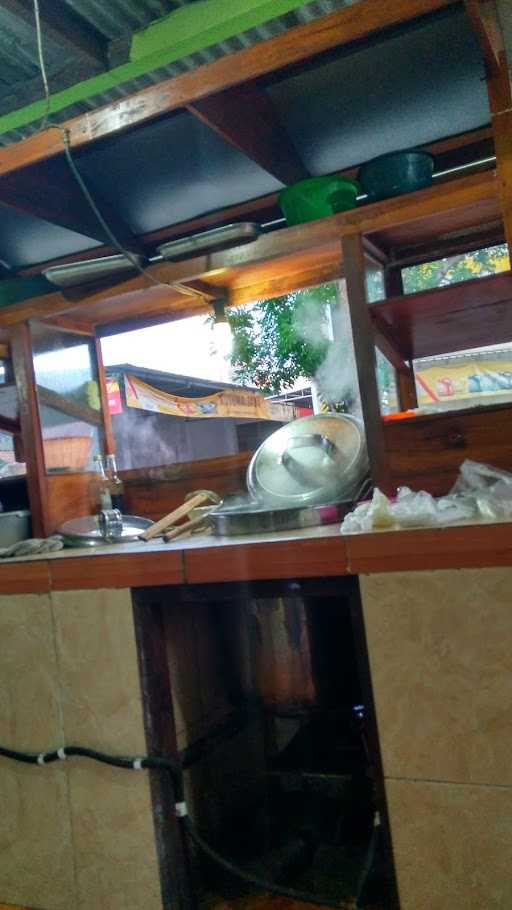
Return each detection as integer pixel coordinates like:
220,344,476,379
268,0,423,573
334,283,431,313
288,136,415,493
51,588,147,751
347,522,512,574
0,560,50,594
0,759,76,910
185,535,347,584
386,778,512,910
51,588,161,910
0,594,61,750
360,568,512,785
0,594,77,909
50,549,183,591
67,761,162,910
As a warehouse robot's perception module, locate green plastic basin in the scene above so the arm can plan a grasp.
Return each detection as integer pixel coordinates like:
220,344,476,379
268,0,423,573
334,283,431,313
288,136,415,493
279,176,360,226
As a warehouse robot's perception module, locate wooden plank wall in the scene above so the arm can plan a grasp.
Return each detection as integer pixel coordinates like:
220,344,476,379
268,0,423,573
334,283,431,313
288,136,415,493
384,403,512,496
121,452,251,520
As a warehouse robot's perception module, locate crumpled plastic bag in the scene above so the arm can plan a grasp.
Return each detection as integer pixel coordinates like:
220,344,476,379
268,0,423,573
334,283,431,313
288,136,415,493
340,459,512,534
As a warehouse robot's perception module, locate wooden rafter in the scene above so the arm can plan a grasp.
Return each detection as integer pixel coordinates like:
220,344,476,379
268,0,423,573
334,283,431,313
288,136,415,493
0,0,107,68
187,85,308,185
37,385,102,427
0,0,458,179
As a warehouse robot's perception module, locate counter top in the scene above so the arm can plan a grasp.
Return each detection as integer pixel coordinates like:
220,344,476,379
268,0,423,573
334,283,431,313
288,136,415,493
0,520,511,593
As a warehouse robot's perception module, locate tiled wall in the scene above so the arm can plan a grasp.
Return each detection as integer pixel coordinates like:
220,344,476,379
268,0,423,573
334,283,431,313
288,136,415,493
0,589,161,910
360,568,512,910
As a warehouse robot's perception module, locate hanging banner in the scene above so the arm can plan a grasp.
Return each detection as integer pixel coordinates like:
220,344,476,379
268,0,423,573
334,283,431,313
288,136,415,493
416,359,512,404
124,374,295,421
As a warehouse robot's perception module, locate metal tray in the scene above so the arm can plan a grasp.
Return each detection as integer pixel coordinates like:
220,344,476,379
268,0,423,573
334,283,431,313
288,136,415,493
157,222,260,261
210,499,353,537
58,514,152,547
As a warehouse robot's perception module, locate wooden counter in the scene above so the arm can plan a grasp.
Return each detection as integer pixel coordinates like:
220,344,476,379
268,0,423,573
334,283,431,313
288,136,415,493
1,520,511,594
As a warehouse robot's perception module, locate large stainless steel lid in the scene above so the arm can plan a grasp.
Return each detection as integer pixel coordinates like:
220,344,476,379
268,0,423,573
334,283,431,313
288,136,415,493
247,413,367,507
58,514,152,547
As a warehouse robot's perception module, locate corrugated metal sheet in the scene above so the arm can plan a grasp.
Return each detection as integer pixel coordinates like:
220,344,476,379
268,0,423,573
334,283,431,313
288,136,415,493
0,0,353,145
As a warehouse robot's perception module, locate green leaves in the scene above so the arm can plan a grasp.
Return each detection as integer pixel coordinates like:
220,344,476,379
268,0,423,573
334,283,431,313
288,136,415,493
227,283,337,394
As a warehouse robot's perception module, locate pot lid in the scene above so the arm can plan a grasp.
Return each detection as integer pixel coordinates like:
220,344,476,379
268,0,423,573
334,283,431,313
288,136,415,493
58,514,152,546
247,413,367,507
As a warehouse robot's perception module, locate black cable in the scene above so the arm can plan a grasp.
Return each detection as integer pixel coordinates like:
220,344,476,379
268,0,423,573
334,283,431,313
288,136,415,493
0,743,376,909
184,818,350,910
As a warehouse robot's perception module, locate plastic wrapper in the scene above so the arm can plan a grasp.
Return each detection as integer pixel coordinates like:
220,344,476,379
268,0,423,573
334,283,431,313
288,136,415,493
340,459,512,534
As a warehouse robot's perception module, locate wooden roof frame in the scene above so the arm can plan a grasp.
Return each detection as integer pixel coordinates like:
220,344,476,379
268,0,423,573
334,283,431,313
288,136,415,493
0,0,504,342
0,0,470,254
0,0,460,178
0,3,505,333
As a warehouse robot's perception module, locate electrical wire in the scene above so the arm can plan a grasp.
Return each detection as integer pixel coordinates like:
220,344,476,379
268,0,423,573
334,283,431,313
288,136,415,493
31,0,208,303
0,742,376,909
60,132,200,299
33,0,51,132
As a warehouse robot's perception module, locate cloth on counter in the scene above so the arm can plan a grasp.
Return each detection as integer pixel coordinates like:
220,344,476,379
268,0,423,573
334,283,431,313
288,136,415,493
0,535,64,558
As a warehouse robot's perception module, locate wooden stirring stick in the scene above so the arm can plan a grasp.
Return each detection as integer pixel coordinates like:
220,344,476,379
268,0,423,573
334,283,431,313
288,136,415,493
140,492,211,541
164,513,212,541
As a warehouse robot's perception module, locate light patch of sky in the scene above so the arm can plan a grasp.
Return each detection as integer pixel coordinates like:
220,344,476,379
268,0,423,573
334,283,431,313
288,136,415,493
101,314,233,383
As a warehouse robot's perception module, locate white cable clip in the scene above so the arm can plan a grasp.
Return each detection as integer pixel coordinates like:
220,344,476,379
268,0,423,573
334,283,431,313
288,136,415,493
37,753,46,766
175,801,188,818
132,758,143,771
57,748,67,761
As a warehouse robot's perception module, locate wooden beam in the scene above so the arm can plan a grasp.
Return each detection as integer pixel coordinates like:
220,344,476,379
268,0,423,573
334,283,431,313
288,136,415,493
340,234,389,490
94,336,116,455
383,266,418,410
0,0,107,68
466,0,512,252
0,167,143,252
372,313,410,374
187,85,308,184
0,0,458,178
37,384,102,427
465,0,503,75
10,323,49,537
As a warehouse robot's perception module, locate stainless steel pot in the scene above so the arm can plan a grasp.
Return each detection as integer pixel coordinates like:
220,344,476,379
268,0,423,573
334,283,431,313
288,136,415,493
0,509,31,547
209,496,362,537
247,413,367,507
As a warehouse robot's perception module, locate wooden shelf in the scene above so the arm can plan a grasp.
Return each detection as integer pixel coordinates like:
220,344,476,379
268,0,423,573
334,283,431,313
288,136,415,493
0,169,500,333
371,269,512,360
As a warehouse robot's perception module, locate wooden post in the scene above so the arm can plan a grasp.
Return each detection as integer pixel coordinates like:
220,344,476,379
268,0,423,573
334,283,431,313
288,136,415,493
10,322,50,537
132,590,199,910
383,266,418,411
341,233,390,490
466,0,512,252
95,335,116,455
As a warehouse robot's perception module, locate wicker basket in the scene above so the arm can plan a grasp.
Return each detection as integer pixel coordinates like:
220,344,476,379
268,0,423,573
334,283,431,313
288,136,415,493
43,436,92,471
